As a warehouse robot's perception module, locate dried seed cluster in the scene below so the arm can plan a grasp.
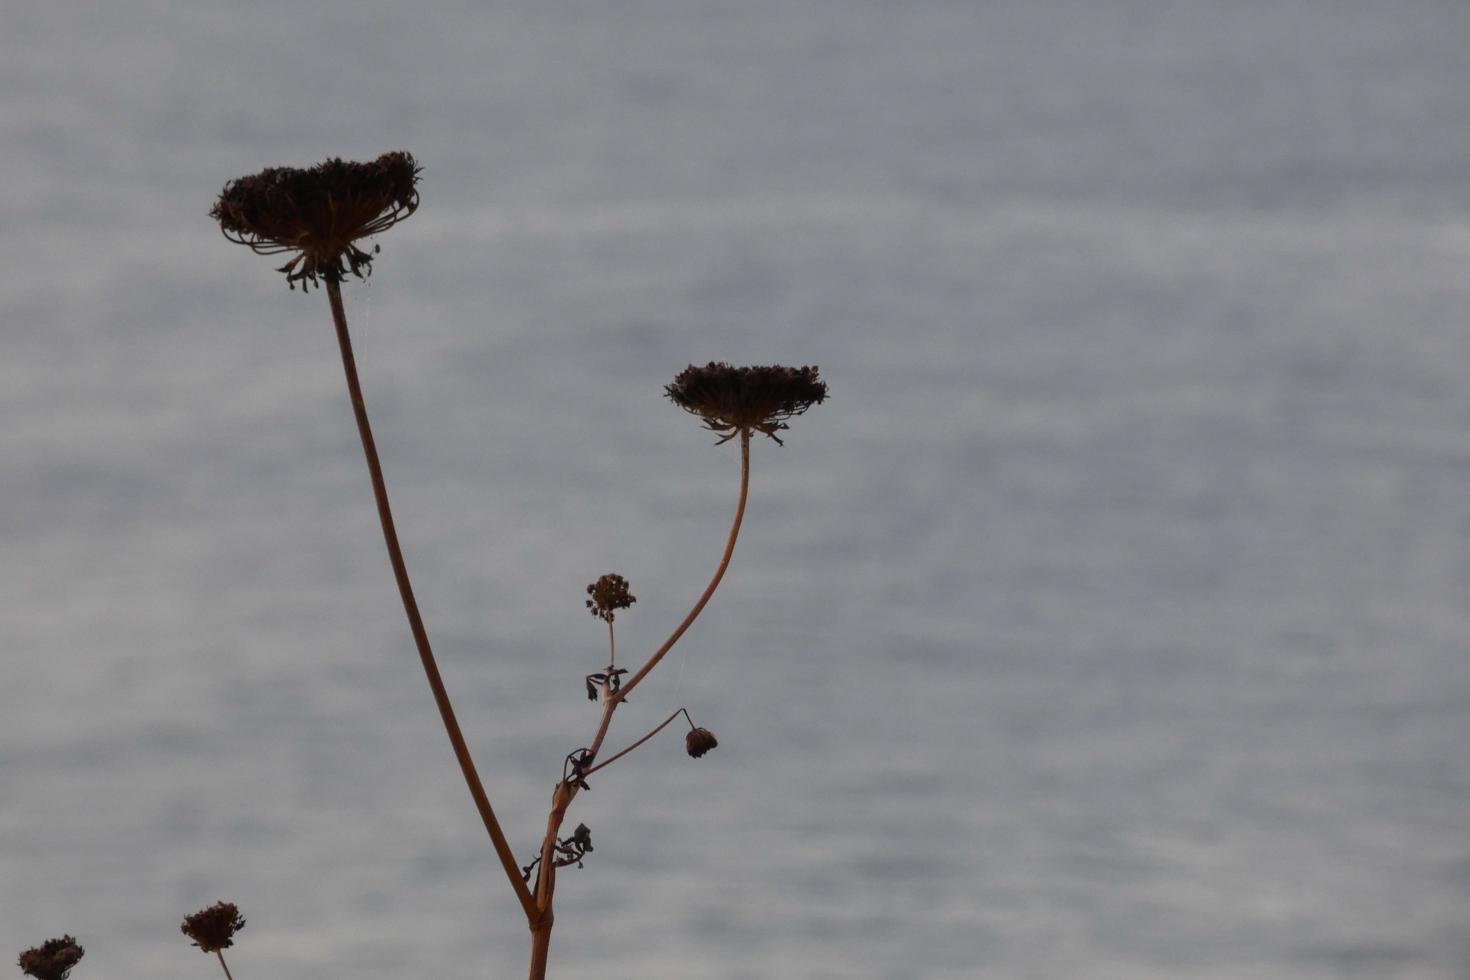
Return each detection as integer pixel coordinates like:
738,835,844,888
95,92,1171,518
210,152,420,288
586,573,636,623
665,362,828,444
17,937,84,980
685,727,719,758
180,901,246,953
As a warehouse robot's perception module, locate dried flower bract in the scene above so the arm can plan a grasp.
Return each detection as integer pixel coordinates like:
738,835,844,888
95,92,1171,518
210,152,420,289
181,901,246,953
666,362,828,444
685,727,719,758
18,937,84,980
586,573,636,623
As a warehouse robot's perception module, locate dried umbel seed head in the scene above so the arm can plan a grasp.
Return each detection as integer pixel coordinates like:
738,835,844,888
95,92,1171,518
180,901,246,953
685,727,719,758
18,936,84,980
586,573,636,623
665,363,828,444
210,152,420,289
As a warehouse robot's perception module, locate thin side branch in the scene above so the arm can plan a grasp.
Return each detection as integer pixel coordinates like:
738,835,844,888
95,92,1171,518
580,708,694,778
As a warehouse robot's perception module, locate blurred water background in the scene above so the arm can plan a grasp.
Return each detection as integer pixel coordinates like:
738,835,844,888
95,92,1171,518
3,2,1470,977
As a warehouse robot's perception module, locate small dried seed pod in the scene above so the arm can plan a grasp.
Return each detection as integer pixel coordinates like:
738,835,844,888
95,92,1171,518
17,937,84,980
685,727,719,758
585,573,636,623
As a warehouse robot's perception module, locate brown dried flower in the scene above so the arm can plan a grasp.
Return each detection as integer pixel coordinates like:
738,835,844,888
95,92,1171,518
210,152,420,289
586,573,636,623
180,902,246,953
665,363,828,444
685,727,719,758
17,937,84,980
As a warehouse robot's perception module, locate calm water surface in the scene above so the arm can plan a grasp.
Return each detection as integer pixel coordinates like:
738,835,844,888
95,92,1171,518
3,2,1469,977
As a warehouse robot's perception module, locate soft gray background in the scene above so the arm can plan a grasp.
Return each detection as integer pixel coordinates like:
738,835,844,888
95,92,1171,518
3,2,1469,978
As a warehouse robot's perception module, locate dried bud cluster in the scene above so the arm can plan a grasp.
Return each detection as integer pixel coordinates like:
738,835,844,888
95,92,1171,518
17,937,84,980
180,901,246,953
210,152,420,288
685,727,719,758
585,573,636,623
665,363,828,444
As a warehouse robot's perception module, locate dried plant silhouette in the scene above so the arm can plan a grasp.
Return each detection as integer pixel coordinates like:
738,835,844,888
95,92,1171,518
180,902,245,980
15,151,827,980
17,937,83,980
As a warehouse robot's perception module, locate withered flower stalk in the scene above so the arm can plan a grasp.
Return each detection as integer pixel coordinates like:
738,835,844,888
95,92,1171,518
211,154,538,925
528,364,824,976
17,937,84,980
587,572,636,672
215,155,828,980
181,902,246,980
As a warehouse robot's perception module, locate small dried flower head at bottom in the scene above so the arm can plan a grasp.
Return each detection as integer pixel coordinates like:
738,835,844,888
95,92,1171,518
665,362,828,444
18,936,84,980
586,573,636,623
686,727,719,758
210,151,420,289
181,902,246,953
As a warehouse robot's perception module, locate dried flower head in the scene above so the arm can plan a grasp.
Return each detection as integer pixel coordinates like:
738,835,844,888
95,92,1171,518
180,902,246,953
685,727,719,758
586,573,636,623
210,152,420,289
665,363,828,444
18,937,84,980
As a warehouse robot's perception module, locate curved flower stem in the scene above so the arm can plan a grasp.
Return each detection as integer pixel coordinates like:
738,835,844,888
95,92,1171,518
580,707,694,779
618,428,751,702
214,951,235,980
325,279,538,924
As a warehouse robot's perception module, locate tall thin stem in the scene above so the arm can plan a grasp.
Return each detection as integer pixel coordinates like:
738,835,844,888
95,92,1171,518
325,279,538,924
214,951,235,980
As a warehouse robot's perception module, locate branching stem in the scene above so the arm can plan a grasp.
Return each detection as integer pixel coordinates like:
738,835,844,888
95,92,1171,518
527,430,752,980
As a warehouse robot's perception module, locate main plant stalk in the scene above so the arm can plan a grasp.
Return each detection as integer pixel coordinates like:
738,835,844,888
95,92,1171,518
325,279,538,924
